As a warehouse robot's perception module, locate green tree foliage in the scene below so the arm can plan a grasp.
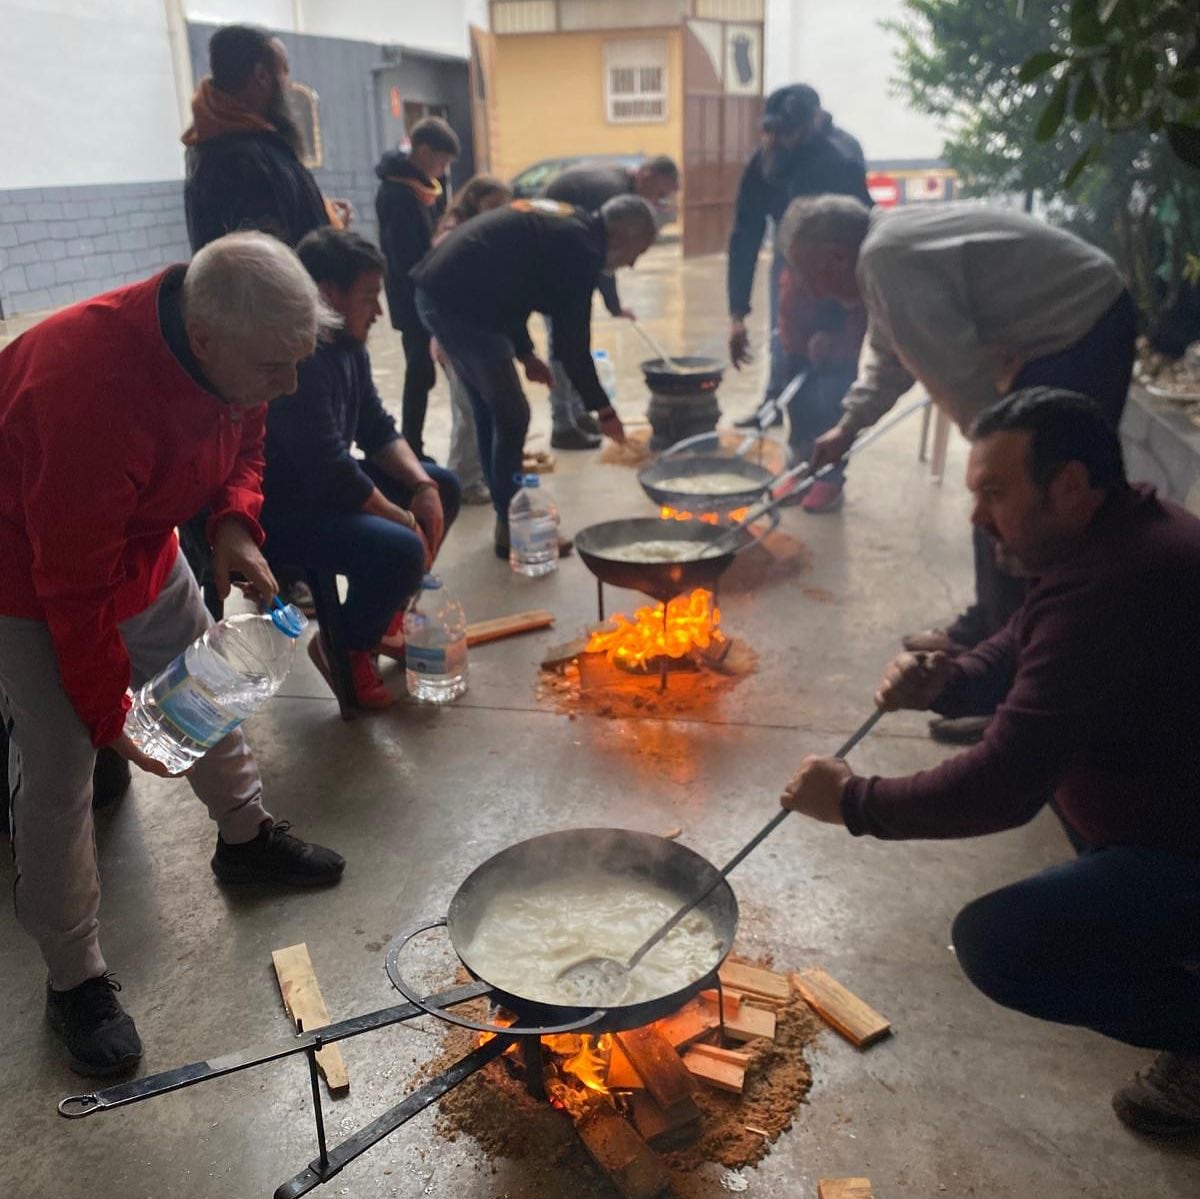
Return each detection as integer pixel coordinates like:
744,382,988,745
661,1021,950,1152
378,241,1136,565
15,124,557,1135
888,0,1200,331
1020,0,1200,170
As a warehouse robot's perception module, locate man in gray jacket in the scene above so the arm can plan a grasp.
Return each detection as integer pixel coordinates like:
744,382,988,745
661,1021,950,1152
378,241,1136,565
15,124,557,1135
787,196,1135,734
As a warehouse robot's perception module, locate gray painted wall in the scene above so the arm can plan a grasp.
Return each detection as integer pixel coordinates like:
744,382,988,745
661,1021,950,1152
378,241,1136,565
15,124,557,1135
0,180,188,319
0,26,470,319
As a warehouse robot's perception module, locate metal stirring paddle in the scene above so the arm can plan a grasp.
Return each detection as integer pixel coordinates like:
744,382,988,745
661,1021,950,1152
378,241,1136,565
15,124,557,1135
555,708,886,1005
629,317,685,373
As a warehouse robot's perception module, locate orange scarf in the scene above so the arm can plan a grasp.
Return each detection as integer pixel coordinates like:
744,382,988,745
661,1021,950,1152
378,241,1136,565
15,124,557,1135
384,174,443,208
182,77,277,147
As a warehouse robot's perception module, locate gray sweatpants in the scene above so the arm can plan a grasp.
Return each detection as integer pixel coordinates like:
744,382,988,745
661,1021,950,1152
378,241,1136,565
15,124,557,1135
0,551,271,989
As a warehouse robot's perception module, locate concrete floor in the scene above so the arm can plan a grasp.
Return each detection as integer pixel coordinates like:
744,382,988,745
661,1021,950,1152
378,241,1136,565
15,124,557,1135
3,245,1198,1198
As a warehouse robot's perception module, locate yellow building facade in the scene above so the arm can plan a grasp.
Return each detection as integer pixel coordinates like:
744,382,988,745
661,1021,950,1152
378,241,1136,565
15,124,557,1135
486,28,685,183
473,0,766,255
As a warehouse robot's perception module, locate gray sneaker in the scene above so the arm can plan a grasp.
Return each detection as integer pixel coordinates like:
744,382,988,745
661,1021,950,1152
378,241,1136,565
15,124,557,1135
1113,1052,1200,1137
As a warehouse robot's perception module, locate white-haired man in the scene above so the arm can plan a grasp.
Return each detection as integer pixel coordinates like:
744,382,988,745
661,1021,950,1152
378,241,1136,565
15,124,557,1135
0,233,346,1077
786,196,1135,738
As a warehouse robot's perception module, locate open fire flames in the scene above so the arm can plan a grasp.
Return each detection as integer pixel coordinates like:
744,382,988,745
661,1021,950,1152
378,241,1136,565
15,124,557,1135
659,504,750,525
585,588,721,671
456,964,820,1198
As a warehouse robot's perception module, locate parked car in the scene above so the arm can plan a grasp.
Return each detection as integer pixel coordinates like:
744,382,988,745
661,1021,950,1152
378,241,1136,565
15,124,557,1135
510,153,680,233
510,153,646,199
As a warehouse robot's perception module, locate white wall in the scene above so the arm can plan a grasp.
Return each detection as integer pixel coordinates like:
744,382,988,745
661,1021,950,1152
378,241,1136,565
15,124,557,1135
764,0,944,162
186,0,476,56
0,0,186,189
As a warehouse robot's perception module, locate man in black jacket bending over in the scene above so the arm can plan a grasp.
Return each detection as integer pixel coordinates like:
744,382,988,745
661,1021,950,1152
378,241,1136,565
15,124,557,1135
376,118,460,459
184,25,341,251
263,229,460,711
542,156,679,449
413,196,658,557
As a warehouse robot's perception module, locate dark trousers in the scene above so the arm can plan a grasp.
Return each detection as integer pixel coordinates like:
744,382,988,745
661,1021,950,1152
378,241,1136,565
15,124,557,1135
949,290,1138,647
953,845,1200,1054
263,462,461,651
415,288,529,520
770,352,858,483
400,325,437,459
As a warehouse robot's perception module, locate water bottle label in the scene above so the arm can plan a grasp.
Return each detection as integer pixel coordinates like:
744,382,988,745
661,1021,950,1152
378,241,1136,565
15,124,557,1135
511,519,558,555
406,640,467,676
152,655,242,748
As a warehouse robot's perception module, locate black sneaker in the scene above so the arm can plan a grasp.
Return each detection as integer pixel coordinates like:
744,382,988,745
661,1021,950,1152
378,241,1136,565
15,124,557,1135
211,820,345,887
550,426,602,451
46,974,143,1077
1113,1052,1200,1137
577,412,601,436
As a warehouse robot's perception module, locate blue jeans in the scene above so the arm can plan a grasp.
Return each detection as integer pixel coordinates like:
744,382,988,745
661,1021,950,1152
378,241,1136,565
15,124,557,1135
952,845,1200,1054
416,288,528,520
545,316,589,433
263,462,461,651
768,352,856,483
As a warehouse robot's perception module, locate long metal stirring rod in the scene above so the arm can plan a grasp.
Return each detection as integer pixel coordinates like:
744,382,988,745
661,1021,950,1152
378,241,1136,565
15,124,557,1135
621,707,886,976
629,317,684,373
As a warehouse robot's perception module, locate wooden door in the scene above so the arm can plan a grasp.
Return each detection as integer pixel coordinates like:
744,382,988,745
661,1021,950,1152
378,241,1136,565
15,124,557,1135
681,21,763,258
468,24,496,174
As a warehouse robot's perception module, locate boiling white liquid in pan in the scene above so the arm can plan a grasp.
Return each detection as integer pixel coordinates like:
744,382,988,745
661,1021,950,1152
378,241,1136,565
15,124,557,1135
602,540,720,563
462,877,724,1006
655,472,756,496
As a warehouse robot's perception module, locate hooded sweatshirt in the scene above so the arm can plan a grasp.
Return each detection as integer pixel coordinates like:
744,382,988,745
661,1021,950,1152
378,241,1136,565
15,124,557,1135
182,77,329,250
375,149,446,332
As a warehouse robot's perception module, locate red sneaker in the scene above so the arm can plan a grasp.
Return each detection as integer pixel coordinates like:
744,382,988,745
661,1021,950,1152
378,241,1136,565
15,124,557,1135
349,651,393,710
377,611,406,663
801,479,844,514
307,636,393,711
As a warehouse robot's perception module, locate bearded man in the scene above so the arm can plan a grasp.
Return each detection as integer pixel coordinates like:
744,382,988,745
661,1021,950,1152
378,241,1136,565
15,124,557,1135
183,24,344,251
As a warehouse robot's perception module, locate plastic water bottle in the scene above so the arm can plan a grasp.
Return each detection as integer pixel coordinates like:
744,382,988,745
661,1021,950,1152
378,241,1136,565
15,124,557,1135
593,348,618,403
508,473,560,577
404,575,469,703
125,600,307,774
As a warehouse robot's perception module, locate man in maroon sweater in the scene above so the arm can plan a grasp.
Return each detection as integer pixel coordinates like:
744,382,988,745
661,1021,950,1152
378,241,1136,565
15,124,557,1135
782,388,1200,1137
0,233,345,1077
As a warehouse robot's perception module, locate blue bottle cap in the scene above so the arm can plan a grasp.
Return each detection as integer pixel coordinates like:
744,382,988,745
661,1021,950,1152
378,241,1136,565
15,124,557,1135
594,349,609,359
420,574,443,590
269,597,308,638
512,473,540,487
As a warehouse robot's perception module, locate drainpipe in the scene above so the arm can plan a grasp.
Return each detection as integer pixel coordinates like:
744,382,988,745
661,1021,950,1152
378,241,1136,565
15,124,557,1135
162,0,194,134
292,0,306,33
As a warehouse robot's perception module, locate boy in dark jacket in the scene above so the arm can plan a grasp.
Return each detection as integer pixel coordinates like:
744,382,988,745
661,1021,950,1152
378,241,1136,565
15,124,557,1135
264,229,461,710
183,25,339,251
375,118,460,458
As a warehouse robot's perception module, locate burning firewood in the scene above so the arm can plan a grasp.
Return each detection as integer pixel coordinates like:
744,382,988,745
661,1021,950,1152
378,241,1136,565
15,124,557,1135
573,1100,672,1199
682,1042,752,1094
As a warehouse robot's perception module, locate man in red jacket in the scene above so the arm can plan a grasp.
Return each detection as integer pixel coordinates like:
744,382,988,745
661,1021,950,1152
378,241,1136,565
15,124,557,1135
0,232,346,1077
781,388,1200,1136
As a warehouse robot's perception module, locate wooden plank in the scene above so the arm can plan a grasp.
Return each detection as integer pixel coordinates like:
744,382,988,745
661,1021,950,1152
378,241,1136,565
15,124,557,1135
271,943,349,1094
541,635,591,669
791,968,891,1049
699,991,776,1043
719,961,791,1004
614,1026,697,1112
686,1042,752,1069
682,1044,747,1093
652,997,720,1049
466,609,554,647
818,1179,874,1199
606,1040,644,1090
629,1089,702,1149
575,1105,671,1199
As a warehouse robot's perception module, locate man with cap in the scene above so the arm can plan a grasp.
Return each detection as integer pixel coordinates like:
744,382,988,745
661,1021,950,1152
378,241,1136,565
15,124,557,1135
726,84,870,438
